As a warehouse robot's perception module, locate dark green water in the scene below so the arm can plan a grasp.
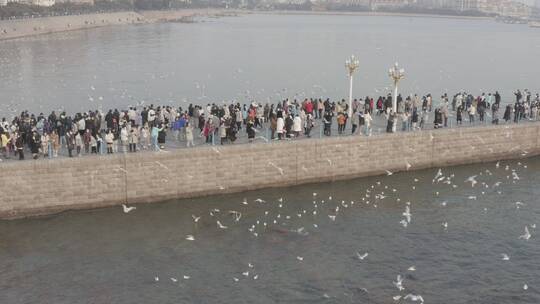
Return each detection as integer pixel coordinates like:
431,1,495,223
1,157,539,303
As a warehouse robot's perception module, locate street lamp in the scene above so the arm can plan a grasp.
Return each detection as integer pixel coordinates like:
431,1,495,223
345,55,360,118
388,62,405,132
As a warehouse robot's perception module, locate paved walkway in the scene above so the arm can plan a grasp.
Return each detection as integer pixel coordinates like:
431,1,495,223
1,112,530,163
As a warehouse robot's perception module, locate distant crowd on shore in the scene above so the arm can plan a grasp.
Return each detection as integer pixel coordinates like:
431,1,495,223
1,89,539,160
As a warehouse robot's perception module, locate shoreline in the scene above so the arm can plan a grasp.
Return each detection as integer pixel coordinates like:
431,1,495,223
0,8,497,41
253,9,493,21
0,9,242,42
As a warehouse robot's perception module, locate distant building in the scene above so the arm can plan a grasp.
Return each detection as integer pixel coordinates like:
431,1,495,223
476,0,531,17
55,0,95,4
0,0,6,6
32,0,55,6
370,0,411,10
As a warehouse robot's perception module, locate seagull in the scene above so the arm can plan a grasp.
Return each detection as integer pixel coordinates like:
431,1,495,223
183,275,190,280
386,170,394,176
440,201,447,207
242,271,249,277
512,172,520,180
519,226,531,240
393,295,402,301
432,169,443,183
502,254,510,261
122,204,136,213
268,162,284,175
328,215,336,221
186,235,195,241
393,275,404,291
356,252,369,260
399,219,408,227
404,294,424,303
468,196,477,200
254,198,266,203
465,175,478,187
192,215,201,223
217,221,228,229
442,222,448,229
155,276,159,282
408,266,416,271
523,284,528,290
496,161,500,168
406,162,412,170
515,202,525,209
296,256,304,261
155,161,169,170
253,274,259,280
233,277,239,282
242,199,248,205
402,206,412,223
170,278,178,282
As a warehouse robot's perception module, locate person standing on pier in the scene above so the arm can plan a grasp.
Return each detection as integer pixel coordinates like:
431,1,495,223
364,110,373,136
351,110,359,134
105,130,114,154
492,103,499,124
504,104,512,123
276,115,284,140
411,108,419,130
50,130,59,157
386,110,395,133
468,103,476,124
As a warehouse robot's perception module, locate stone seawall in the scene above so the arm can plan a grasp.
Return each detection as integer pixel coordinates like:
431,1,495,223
0,12,145,41
0,9,239,41
1,123,539,219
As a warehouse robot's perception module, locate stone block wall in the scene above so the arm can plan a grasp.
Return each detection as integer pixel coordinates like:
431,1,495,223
1,123,539,219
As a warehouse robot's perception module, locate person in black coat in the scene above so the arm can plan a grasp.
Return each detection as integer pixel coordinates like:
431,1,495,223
503,105,511,123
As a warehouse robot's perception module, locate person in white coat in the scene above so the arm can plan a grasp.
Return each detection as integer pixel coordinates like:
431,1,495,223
185,122,194,147
293,115,302,138
364,111,373,136
276,117,285,140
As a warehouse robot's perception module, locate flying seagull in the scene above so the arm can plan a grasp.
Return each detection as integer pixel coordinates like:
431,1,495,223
122,204,136,213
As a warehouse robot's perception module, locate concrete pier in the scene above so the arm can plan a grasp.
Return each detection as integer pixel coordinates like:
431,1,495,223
1,122,539,219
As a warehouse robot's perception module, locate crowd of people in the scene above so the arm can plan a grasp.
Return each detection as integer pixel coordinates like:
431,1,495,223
1,89,539,160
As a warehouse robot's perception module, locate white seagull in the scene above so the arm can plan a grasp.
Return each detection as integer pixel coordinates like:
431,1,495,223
393,275,404,291
465,175,478,187
356,252,369,260
519,226,531,240
403,206,412,223
122,204,136,213
217,221,228,229
404,294,424,303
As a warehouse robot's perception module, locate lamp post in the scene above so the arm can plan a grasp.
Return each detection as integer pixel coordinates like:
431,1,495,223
388,62,405,132
345,55,360,118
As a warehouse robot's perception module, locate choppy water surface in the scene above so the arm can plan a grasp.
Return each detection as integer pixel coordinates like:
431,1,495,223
1,157,539,303
1,14,540,114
